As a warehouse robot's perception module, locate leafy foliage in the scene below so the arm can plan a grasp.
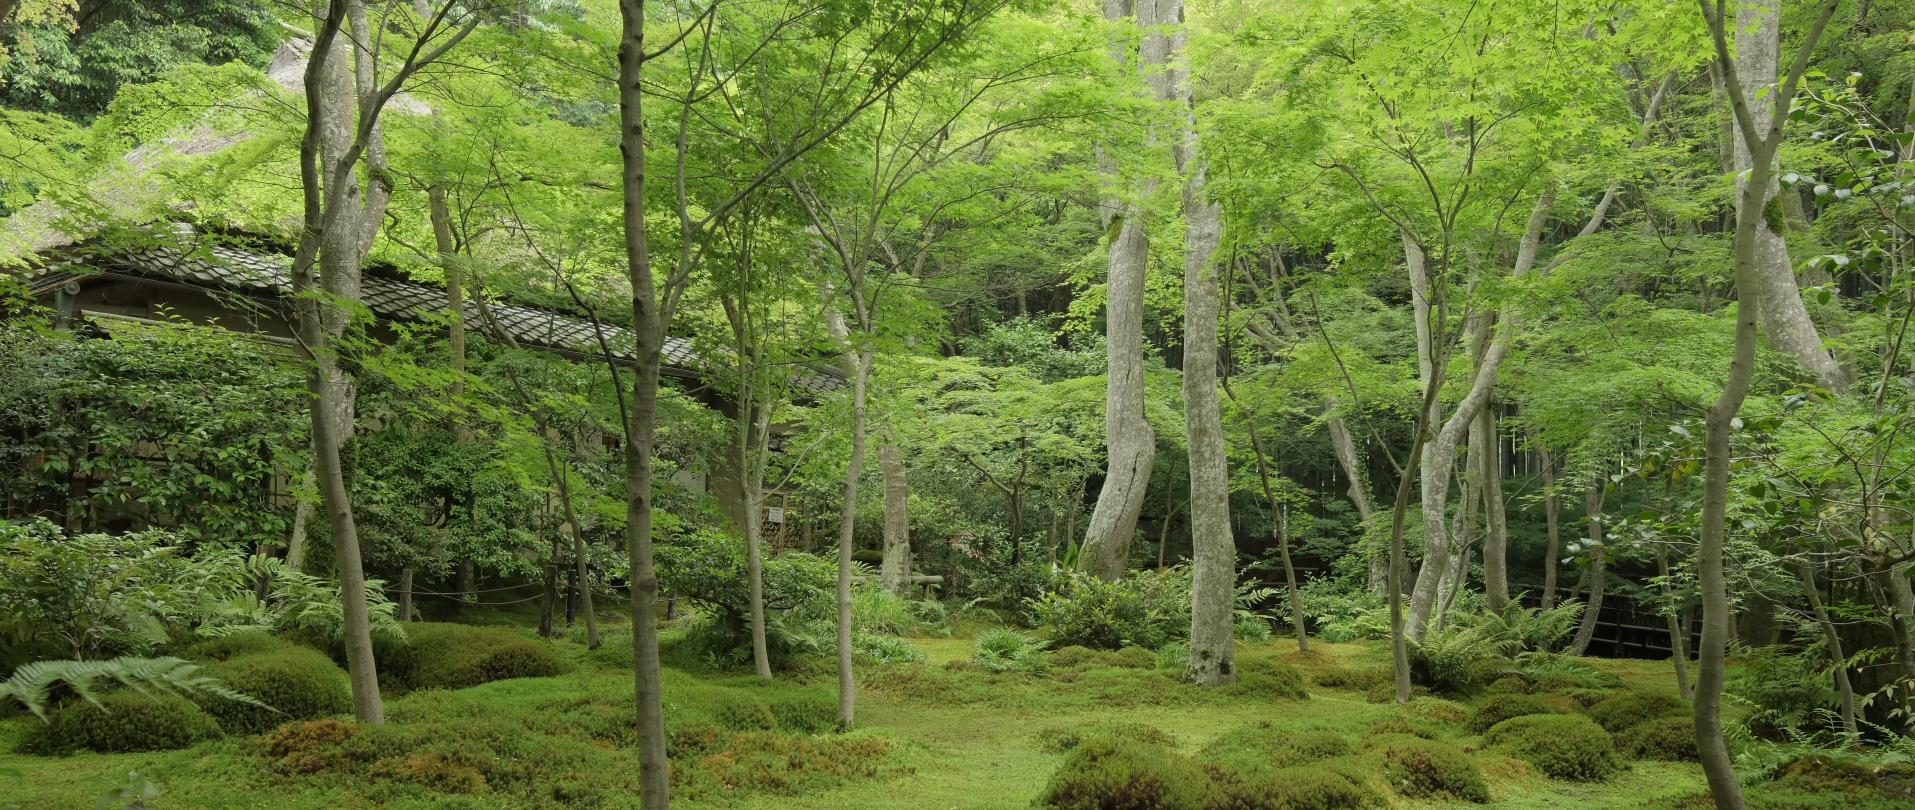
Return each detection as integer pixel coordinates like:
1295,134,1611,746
17,690,222,755
1030,568,1192,651
1484,714,1624,781
1,655,260,721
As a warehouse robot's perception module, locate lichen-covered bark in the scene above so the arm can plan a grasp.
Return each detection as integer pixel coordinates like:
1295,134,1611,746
880,441,913,595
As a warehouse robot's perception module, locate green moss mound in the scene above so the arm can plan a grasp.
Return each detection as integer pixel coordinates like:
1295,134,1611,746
1367,733,1488,803
20,691,221,755
185,630,303,662
1207,760,1381,810
1221,658,1308,700
199,646,351,733
1765,755,1915,803
1035,735,1212,809
1586,690,1689,733
1312,663,1391,691
1037,721,1178,754
1467,692,1562,732
1200,725,1352,772
1366,715,1442,740
1484,713,1622,781
1620,716,1698,761
372,622,566,690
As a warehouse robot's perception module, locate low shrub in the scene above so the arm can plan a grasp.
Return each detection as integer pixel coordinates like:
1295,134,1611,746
763,690,836,733
1586,690,1689,733
1034,735,1212,809
1235,618,1273,642
1620,716,1698,761
260,719,358,774
1036,722,1178,754
853,631,925,664
1466,693,1561,732
19,691,222,755
1368,734,1489,802
198,646,350,733
1107,647,1155,669
1484,714,1622,781
1206,761,1381,810
973,628,1047,673
372,622,565,690
1407,624,1500,694
1485,674,1532,694
1768,755,1915,801
711,694,778,731
1030,567,1192,651
1402,696,1470,727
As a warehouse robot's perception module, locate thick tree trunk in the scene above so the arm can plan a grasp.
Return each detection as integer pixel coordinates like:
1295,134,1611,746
1078,0,1161,580
615,0,671,802
1165,0,1234,687
1567,483,1607,657
1730,0,1849,393
880,442,912,595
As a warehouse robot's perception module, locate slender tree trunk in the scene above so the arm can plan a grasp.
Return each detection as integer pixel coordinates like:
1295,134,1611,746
880,441,912,595
545,444,598,649
1480,406,1510,613
1656,546,1692,700
1539,438,1563,611
1567,482,1607,657
1078,0,1161,580
1798,562,1859,735
1233,382,1304,653
1696,4,1840,801
615,0,670,802
741,406,772,678
832,349,870,726
396,567,414,622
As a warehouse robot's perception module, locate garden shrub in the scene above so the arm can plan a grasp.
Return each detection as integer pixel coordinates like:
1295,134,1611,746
1034,735,1213,809
1466,692,1561,732
1037,722,1178,753
1587,690,1689,733
1030,568,1191,650
1484,714,1622,781
1367,734,1489,802
853,631,925,664
198,646,350,732
1206,762,1381,810
372,622,565,690
19,691,221,754
1620,716,1698,761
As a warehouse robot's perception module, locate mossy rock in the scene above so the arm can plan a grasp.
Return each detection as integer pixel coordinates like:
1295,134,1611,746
1485,713,1623,781
1586,690,1689,733
1620,716,1698,761
1467,692,1563,732
19,692,222,755
199,647,352,733
1367,733,1489,803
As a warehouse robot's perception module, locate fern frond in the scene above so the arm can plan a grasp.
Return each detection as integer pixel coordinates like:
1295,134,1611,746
0,657,265,721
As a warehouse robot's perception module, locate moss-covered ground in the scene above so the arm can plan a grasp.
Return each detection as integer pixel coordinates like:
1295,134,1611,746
1,622,1903,809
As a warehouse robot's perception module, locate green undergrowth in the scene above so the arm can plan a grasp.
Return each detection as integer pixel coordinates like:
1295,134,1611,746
3,626,1911,810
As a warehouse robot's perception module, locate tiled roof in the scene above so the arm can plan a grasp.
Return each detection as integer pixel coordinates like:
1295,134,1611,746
54,240,841,396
